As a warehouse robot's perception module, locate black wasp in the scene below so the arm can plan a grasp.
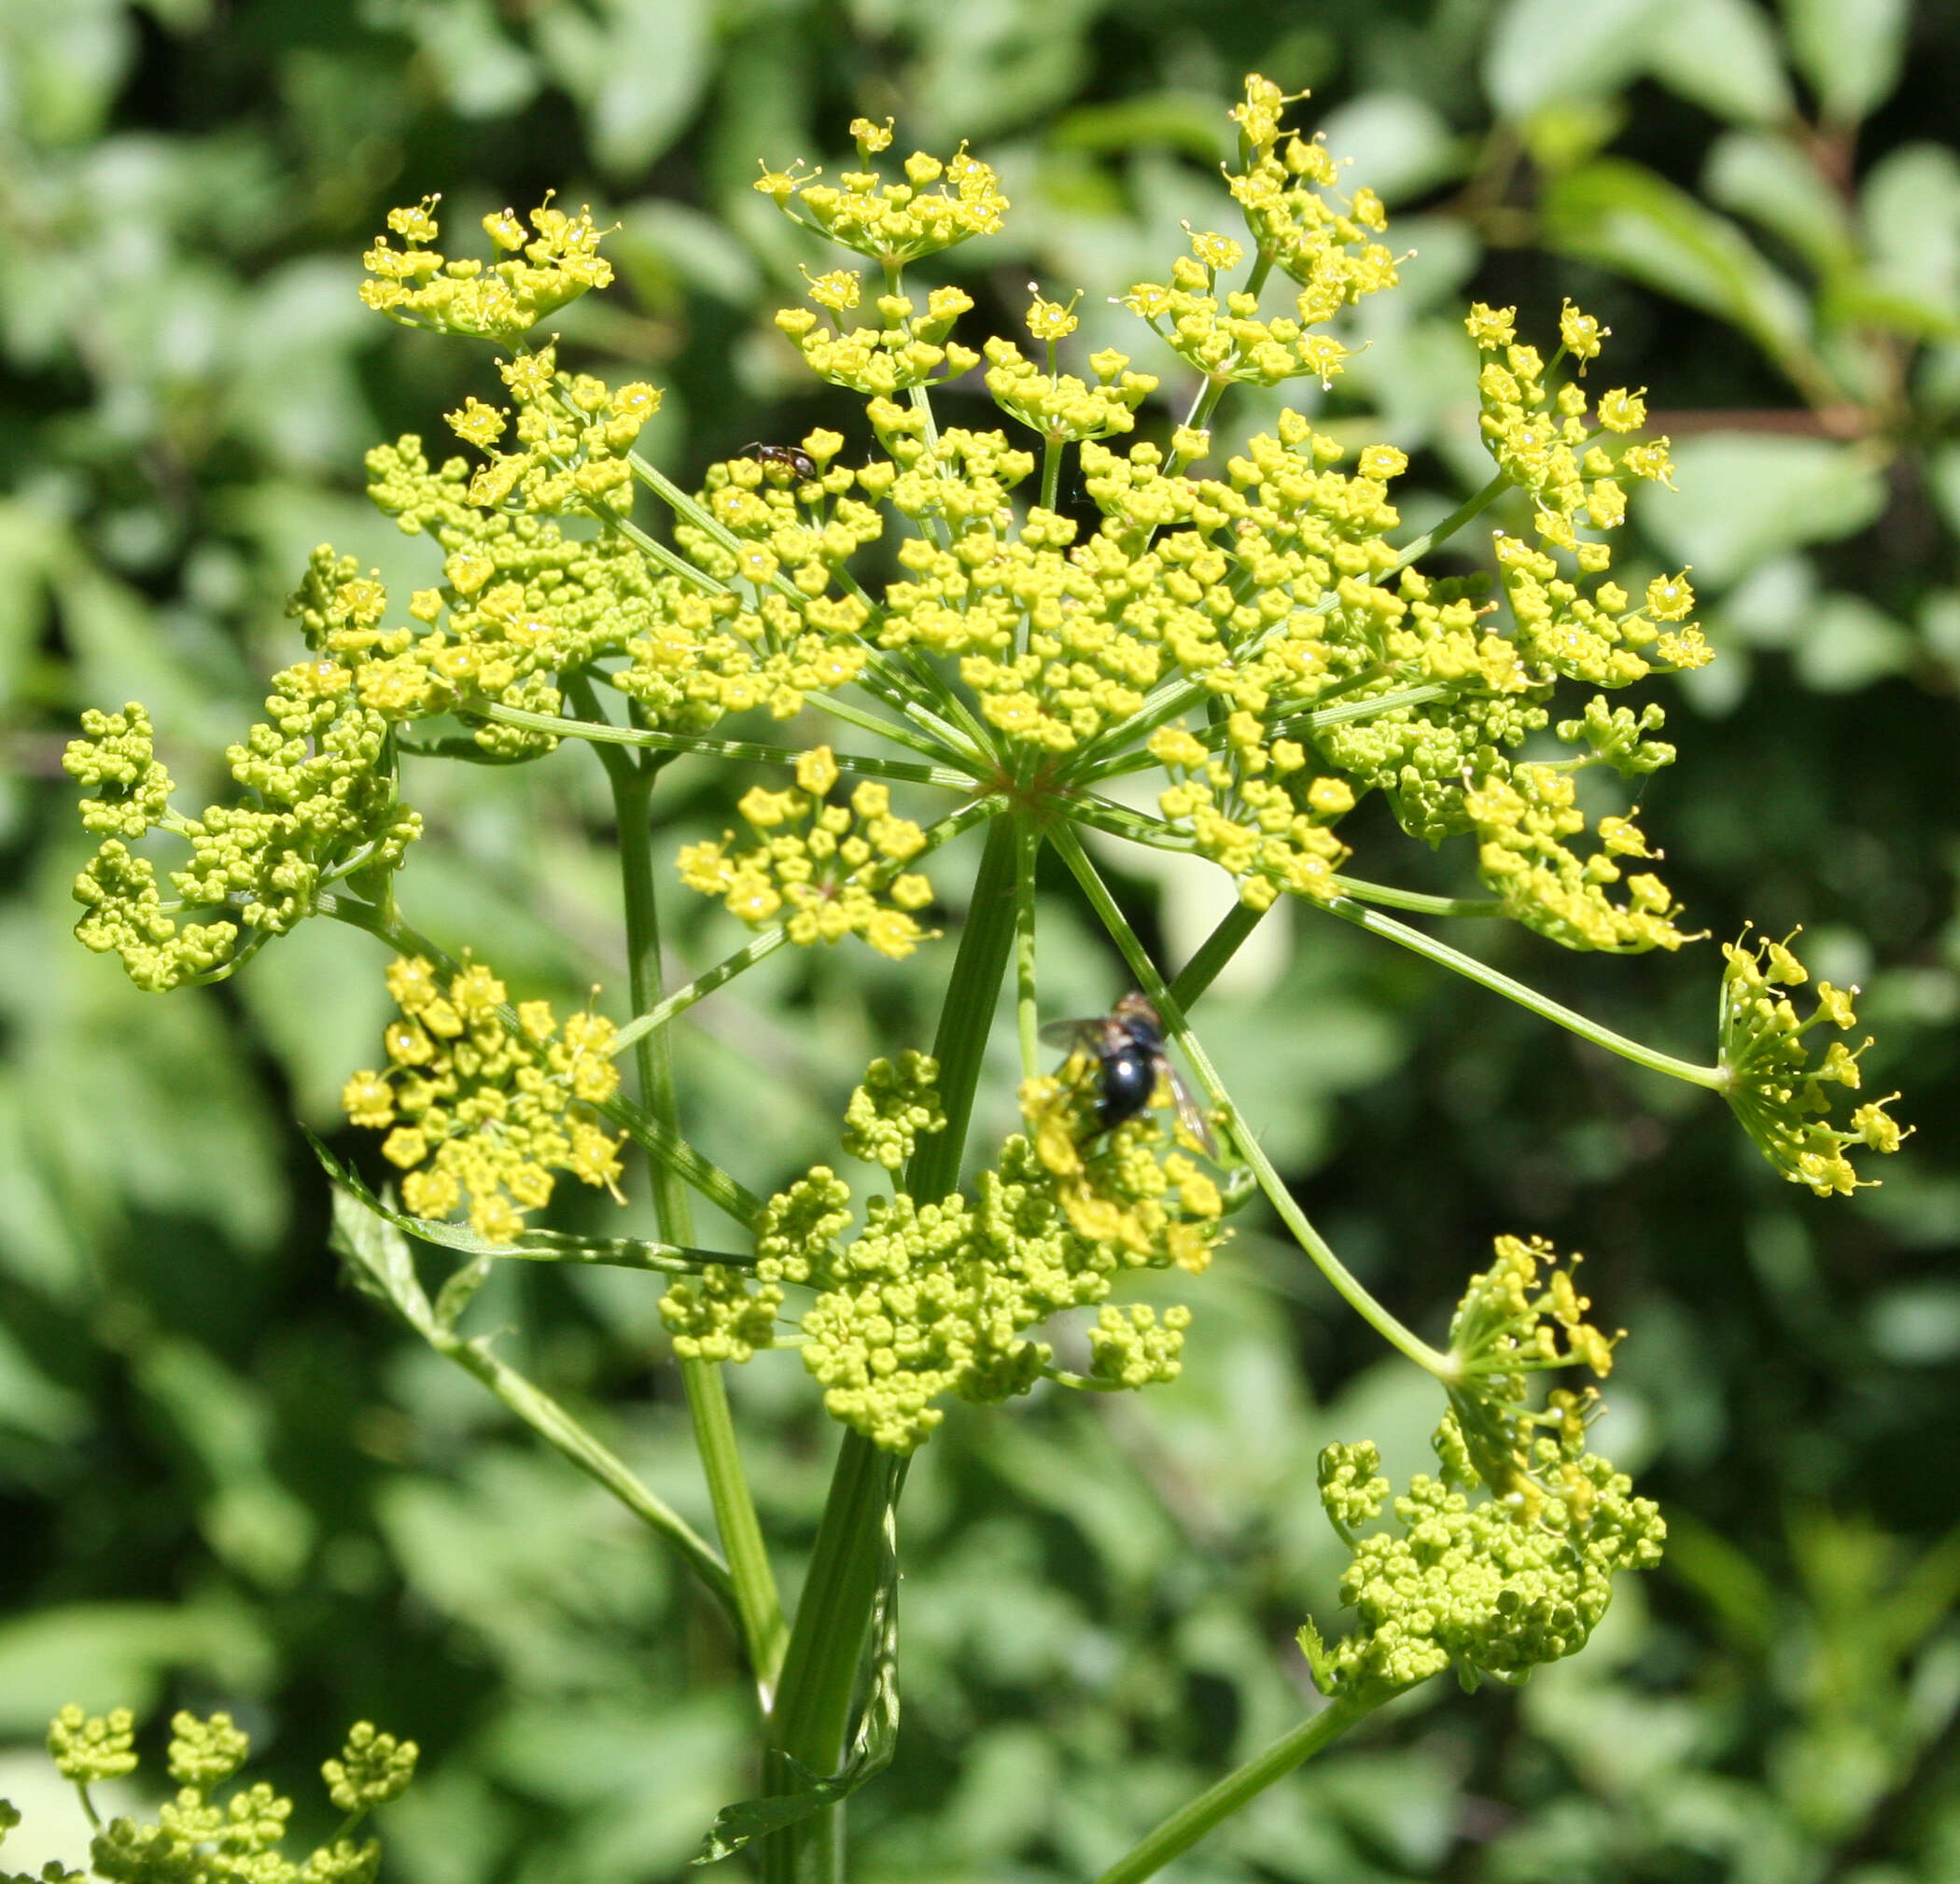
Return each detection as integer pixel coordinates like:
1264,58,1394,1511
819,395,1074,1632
1041,993,1217,1156
744,440,817,481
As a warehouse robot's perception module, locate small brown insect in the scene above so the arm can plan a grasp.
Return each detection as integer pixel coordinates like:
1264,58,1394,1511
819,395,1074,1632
744,441,818,481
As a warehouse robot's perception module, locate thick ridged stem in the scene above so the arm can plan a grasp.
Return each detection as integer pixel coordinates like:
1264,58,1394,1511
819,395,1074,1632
761,811,1018,1883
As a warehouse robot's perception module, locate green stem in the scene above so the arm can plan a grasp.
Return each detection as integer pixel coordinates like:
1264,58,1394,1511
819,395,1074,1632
807,687,985,769
1167,900,1267,1009
1049,825,1450,1378
1015,817,1043,1080
474,702,980,788
1326,876,1503,918
605,928,791,1064
609,756,790,1700
763,813,1020,1884
1041,435,1064,513
425,1312,741,1636
1314,895,1727,1090
1386,468,1511,575
1088,1697,1377,1884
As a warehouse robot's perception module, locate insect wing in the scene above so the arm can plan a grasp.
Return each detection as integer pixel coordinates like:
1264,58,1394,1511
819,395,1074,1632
1039,1018,1110,1052
1163,1062,1219,1159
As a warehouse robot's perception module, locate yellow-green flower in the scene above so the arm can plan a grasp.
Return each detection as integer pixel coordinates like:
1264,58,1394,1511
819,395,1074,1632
1719,929,1909,1195
343,956,626,1239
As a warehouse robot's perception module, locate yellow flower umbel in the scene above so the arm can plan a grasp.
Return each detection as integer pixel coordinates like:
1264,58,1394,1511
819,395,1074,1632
776,278,981,398
1719,929,1908,1195
1444,1235,1618,1518
676,748,940,958
1118,227,1373,394
661,1056,1226,1453
754,139,1008,266
359,196,614,342
342,956,627,1242
1225,74,1400,308
1019,1065,1226,1276
983,287,1159,446
1297,1235,1662,1701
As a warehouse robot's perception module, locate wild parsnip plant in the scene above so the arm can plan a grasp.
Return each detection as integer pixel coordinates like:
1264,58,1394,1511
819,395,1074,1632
3,1709,414,1884
43,74,1906,1884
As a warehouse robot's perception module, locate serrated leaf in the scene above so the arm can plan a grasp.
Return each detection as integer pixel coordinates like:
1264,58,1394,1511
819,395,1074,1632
1541,157,1811,368
693,1505,900,1863
1298,1617,1337,1694
432,1254,494,1331
319,1141,435,1338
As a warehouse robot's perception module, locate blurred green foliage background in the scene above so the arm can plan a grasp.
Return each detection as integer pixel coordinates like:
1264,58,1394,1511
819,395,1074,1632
2,0,1957,1877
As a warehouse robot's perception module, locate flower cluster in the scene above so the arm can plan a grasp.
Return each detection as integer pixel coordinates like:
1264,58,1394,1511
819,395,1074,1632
983,289,1159,446
1147,721,1355,908
443,342,657,518
841,1050,947,1169
1301,1237,1663,1700
1466,764,1691,952
1225,74,1399,302
659,1054,1226,1452
776,278,980,397
754,131,1008,266
1120,225,1383,394
1444,1234,1618,1514
341,956,626,1242
22,1709,414,1884
359,195,613,342
676,748,939,958
1719,928,1908,1195
63,679,419,991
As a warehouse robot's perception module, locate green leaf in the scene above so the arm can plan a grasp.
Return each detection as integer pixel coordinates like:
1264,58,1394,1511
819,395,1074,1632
1704,132,1855,276
1779,0,1909,126
398,0,539,119
532,0,709,179
0,1603,272,1736
1644,0,1796,125
1858,143,1960,336
430,1254,493,1332
1792,593,1914,691
1048,91,1229,164
1541,157,1811,369
1484,0,1660,120
321,1142,436,1339
693,1505,900,1864
1297,1617,1337,1694
1632,435,1889,587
